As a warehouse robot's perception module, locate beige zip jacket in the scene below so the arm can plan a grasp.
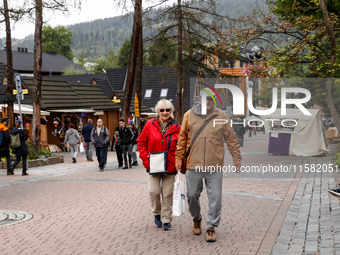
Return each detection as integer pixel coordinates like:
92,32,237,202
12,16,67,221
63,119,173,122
175,107,241,170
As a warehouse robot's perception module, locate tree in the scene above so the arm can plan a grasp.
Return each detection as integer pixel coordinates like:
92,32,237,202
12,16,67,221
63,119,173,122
78,52,85,67
91,50,118,73
32,0,43,154
145,0,226,122
146,34,177,66
42,25,74,60
117,39,131,67
122,0,142,123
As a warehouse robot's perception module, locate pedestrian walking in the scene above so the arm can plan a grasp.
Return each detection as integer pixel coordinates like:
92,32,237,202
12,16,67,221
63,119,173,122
234,118,245,147
0,118,13,175
138,99,181,231
81,119,95,161
248,122,253,137
64,123,81,163
175,88,242,242
111,127,123,168
129,122,139,166
91,119,110,172
11,120,29,176
119,119,134,169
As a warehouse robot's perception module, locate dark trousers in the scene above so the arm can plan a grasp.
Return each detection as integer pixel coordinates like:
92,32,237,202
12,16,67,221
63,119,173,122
13,155,27,173
122,144,132,166
96,146,108,169
115,145,123,166
0,147,12,173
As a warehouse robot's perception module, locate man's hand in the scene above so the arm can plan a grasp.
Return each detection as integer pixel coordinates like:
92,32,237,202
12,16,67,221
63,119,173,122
235,164,241,173
176,163,182,171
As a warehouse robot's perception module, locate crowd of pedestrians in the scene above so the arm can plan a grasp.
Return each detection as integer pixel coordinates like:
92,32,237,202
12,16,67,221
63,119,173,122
2,93,244,243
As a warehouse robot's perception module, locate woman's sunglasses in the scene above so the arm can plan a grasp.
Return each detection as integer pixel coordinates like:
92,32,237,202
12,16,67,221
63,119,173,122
160,109,171,112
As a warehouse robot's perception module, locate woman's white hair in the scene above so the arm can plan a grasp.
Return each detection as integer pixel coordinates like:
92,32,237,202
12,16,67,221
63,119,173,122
155,99,174,119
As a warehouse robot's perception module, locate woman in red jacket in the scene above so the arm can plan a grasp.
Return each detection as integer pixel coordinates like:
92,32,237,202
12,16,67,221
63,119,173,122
137,99,180,231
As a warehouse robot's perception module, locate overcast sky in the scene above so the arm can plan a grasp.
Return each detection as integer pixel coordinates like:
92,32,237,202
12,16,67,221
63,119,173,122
0,0,134,39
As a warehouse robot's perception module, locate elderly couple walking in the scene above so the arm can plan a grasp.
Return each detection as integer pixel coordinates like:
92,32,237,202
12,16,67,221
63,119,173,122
138,91,242,242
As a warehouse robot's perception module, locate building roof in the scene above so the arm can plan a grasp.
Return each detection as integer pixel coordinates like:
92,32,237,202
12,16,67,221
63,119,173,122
0,62,16,102
52,73,108,84
69,83,120,111
92,77,114,98
114,90,151,113
21,77,90,110
0,50,89,74
106,67,127,91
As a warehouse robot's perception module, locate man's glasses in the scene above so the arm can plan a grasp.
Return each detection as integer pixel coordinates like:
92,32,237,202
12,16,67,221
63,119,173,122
160,109,171,112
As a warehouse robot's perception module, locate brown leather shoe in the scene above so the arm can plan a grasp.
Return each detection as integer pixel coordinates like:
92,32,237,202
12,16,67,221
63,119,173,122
206,227,216,242
193,218,202,235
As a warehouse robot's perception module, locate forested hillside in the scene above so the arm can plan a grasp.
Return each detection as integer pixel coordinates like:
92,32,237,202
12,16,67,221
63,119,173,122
3,0,266,61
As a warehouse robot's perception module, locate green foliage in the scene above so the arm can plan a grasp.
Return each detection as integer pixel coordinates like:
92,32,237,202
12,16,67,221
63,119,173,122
335,144,340,168
78,52,85,67
42,25,74,60
62,65,87,75
117,39,131,68
40,148,52,157
91,50,118,73
146,34,177,66
26,141,39,160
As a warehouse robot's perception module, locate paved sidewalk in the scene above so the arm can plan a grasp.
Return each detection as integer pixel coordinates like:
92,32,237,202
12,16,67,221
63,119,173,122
0,133,338,254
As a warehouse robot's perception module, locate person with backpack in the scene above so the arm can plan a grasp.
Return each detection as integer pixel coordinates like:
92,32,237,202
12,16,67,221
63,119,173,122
0,118,13,175
129,122,139,166
64,123,81,163
119,119,134,169
11,120,29,176
111,126,123,168
91,119,110,172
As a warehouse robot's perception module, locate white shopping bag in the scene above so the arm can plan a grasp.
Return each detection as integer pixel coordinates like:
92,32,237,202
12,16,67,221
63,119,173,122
79,142,85,153
172,173,185,216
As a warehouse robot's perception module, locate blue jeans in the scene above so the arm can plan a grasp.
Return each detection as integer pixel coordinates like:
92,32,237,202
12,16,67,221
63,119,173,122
96,146,108,169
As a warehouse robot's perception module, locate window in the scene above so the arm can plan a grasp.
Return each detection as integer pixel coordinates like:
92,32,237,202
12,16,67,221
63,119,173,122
218,58,236,68
160,88,168,98
240,61,245,68
145,89,152,98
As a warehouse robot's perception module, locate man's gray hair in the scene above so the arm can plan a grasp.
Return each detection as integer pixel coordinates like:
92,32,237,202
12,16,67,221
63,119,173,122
88,119,93,124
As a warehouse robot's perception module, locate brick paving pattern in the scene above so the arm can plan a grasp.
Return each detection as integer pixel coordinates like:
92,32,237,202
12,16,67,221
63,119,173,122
0,133,338,254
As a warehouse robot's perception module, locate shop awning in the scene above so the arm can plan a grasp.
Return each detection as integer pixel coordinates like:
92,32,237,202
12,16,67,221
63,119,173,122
47,108,95,113
0,104,50,115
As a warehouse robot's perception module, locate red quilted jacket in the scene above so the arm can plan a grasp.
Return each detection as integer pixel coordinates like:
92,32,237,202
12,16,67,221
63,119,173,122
137,117,181,173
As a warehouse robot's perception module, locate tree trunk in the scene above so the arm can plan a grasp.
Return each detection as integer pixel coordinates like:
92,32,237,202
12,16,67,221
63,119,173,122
32,0,43,153
136,10,143,132
122,0,141,124
319,0,340,134
175,0,183,123
3,0,14,128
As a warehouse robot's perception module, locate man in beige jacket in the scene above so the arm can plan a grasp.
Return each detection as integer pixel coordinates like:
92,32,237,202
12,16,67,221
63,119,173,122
176,89,242,242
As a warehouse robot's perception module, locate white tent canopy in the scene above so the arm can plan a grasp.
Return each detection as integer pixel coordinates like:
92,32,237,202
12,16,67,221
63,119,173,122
260,109,329,156
0,104,50,115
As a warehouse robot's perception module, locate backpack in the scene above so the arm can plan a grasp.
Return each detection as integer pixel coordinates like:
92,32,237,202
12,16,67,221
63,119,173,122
11,133,21,148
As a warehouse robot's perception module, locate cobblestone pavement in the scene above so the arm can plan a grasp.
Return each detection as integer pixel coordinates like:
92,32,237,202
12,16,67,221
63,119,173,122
0,133,338,255
272,155,340,255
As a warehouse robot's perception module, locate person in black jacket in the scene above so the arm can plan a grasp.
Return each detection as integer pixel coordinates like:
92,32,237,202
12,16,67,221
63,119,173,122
91,119,110,172
119,119,134,169
12,120,29,176
0,118,13,175
129,122,139,166
111,126,123,167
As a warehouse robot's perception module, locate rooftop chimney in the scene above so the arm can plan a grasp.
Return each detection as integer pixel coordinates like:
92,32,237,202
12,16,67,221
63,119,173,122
25,48,27,52
21,47,24,52
17,47,20,52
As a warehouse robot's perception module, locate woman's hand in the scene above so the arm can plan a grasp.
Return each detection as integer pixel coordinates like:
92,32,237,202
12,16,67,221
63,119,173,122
176,163,182,171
